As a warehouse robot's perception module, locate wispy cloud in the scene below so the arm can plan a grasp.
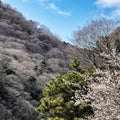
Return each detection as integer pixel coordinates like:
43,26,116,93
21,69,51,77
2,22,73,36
21,0,71,16
95,0,120,17
96,0,120,8
49,3,71,16
36,0,71,16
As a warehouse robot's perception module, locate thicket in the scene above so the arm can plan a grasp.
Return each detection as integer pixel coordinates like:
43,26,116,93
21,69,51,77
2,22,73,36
36,59,94,120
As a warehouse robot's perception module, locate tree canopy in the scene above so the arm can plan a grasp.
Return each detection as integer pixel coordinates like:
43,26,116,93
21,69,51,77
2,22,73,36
36,59,94,120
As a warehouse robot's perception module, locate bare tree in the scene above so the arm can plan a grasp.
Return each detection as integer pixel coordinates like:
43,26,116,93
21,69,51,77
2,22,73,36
73,17,119,49
72,17,120,67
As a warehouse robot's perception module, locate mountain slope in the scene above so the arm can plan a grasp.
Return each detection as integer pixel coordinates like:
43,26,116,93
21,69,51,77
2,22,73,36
88,29,120,120
0,2,90,120
1,2,119,120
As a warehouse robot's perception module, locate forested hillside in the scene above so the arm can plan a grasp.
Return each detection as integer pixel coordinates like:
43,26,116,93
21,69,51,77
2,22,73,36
0,2,90,120
0,1,120,120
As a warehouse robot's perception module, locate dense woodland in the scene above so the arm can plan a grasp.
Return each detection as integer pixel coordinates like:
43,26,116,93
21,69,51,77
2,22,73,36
0,1,120,120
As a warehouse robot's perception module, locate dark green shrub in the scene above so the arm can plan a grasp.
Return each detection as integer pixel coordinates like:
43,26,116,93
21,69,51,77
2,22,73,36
5,68,16,75
28,76,37,83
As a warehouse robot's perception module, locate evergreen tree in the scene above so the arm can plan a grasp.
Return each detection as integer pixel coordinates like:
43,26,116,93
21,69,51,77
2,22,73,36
36,59,94,120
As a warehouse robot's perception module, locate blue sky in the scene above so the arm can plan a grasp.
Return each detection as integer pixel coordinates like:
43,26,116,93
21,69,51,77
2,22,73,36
1,0,120,43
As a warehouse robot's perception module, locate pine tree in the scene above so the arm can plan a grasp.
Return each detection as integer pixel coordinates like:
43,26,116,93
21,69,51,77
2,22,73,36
36,59,94,120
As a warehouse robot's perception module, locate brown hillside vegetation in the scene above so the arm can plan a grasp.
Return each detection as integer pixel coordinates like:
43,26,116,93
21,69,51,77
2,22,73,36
73,18,120,120
0,1,120,120
89,29,120,120
0,2,90,120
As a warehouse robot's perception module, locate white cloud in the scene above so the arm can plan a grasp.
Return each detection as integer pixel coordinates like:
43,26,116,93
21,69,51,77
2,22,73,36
96,0,120,17
112,9,120,16
23,0,71,16
96,0,120,8
49,3,58,10
49,3,71,16
57,10,71,16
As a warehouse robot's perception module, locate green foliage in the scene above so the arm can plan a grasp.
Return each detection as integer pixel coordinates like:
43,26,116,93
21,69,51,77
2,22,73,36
36,59,94,120
28,76,37,83
5,68,16,75
70,59,85,74
47,117,65,120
